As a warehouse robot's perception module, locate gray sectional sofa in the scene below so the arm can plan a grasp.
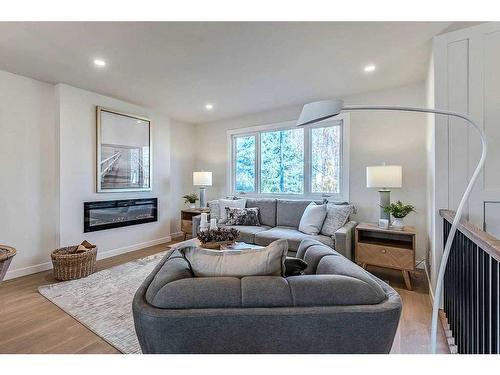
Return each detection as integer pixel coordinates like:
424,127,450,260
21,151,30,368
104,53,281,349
193,198,357,259
133,239,402,354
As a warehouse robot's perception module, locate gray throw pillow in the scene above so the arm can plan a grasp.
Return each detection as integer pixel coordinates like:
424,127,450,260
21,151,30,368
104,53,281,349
320,204,355,236
225,207,260,226
207,200,220,221
179,239,288,277
298,202,327,235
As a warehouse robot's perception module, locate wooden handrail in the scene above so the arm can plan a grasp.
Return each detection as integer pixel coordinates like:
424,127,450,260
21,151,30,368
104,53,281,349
440,209,500,262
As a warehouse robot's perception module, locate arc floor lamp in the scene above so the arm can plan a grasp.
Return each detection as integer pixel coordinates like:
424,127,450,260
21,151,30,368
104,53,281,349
297,99,487,353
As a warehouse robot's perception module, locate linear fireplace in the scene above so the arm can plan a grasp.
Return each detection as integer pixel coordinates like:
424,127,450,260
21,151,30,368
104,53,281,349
84,198,158,232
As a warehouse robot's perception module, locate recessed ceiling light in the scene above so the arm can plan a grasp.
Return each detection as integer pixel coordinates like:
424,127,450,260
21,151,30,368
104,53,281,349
364,64,376,73
205,103,214,110
93,58,106,67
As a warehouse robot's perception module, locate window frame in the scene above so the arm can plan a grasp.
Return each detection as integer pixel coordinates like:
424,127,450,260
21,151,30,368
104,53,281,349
227,113,350,200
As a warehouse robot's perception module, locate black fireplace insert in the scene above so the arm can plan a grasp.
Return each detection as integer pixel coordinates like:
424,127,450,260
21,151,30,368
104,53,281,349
84,198,158,232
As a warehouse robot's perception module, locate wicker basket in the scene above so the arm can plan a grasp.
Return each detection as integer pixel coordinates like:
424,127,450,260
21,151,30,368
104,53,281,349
199,241,235,250
51,245,97,281
0,245,16,282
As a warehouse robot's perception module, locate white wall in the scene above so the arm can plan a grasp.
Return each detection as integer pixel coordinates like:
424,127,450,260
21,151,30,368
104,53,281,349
194,82,429,262
345,84,428,263
1,71,192,279
169,119,197,234
0,70,58,277
57,84,172,255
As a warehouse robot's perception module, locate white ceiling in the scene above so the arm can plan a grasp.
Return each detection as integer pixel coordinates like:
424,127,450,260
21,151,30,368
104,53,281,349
0,22,460,123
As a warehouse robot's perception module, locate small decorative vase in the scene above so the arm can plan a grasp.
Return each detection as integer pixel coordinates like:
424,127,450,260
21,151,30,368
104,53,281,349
391,218,405,230
189,203,196,209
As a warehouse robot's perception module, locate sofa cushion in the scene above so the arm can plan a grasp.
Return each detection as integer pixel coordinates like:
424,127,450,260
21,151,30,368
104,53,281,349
296,240,340,274
179,239,288,277
287,274,386,306
276,199,323,227
241,276,293,307
298,202,327,235
145,251,192,304
244,198,277,227
150,277,242,309
254,226,334,252
296,239,387,302
222,224,271,243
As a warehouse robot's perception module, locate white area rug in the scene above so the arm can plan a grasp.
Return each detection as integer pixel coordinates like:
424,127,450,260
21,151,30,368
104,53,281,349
38,251,167,354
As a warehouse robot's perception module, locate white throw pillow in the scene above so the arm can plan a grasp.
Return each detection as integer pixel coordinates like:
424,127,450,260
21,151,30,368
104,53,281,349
298,202,327,235
218,198,246,223
320,204,355,236
179,239,288,277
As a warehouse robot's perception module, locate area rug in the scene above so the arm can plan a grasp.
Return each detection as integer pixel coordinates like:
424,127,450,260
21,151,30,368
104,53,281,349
38,250,168,354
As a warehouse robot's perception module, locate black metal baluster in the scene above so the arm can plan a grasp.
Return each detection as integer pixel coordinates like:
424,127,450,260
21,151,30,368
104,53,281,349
491,258,498,354
479,250,485,353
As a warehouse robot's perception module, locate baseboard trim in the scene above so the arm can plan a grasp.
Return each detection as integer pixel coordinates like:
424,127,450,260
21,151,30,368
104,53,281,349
4,236,172,281
170,231,185,239
423,261,434,304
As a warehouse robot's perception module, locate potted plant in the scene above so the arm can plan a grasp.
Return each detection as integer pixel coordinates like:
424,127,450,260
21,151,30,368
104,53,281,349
182,193,199,209
197,227,240,250
383,201,416,230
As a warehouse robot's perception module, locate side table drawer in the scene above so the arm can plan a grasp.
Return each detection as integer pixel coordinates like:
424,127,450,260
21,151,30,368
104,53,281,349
356,242,414,270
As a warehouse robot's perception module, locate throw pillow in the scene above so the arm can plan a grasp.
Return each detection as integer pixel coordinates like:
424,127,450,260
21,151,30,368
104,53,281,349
218,198,246,223
284,257,308,277
225,207,260,226
298,202,327,235
179,239,288,277
320,204,355,236
207,200,220,221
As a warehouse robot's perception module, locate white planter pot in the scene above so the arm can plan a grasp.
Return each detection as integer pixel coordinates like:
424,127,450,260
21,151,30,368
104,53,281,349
391,218,405,230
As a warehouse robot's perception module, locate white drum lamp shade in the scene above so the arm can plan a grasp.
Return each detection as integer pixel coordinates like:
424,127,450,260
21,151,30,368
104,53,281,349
193,171,212,186
366,165,402,188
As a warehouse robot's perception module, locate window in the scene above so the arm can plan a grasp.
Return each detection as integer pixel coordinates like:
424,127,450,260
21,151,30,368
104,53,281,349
311,125,341,194
260,128,304,194
229,115,349,199
234,135,256,192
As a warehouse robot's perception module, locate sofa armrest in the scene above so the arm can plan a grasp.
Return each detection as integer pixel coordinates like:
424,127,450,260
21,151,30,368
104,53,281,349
192,215,201,237
334,221,358,260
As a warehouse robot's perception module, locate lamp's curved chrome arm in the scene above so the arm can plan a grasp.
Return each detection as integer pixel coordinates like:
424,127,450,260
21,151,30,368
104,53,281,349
341,105,487,354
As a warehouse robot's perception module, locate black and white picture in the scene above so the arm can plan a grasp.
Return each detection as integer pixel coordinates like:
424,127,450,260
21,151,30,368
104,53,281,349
96,107,152,192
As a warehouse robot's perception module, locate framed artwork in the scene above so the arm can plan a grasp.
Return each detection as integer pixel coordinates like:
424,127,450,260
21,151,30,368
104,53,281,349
96,107,152,192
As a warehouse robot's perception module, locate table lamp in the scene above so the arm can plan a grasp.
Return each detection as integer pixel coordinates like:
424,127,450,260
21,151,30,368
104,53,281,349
193,171,212,208
297,98,487,353
366,164,402,221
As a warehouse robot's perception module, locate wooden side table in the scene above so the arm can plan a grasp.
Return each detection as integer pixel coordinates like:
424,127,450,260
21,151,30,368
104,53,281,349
355,223,416,290
181,208,209,240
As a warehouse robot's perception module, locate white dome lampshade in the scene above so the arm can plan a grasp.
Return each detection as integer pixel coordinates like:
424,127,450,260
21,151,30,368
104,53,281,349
193,171,212,186
366,165,402,188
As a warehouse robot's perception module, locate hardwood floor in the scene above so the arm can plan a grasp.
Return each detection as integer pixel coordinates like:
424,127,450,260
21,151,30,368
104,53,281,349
0,239,448,354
